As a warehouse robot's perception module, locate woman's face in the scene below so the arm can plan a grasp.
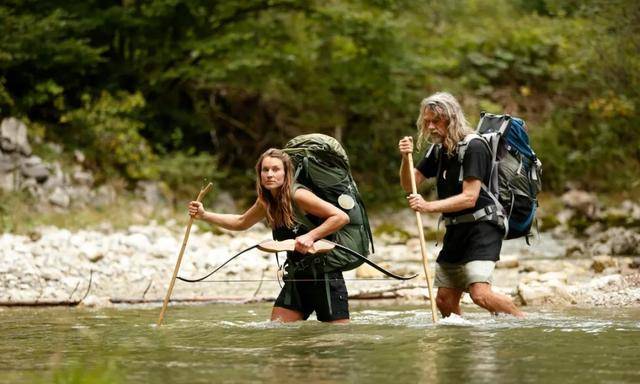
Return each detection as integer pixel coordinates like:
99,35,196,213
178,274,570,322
260,156,286,191
423,108,448,143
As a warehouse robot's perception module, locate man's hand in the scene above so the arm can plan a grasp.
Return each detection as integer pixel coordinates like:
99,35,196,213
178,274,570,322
398,136,414,156
407,193,434,213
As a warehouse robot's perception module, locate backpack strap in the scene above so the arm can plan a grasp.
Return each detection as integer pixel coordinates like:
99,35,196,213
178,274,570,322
290,182,317,232
446,133,510,238
457,133,484,183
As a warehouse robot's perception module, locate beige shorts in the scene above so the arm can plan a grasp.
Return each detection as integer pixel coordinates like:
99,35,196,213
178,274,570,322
434,260,496,291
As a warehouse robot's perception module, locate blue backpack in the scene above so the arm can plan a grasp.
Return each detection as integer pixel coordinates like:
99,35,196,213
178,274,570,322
456,112,542,242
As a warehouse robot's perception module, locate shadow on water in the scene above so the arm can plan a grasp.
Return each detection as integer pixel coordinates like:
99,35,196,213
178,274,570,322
0,304,639,383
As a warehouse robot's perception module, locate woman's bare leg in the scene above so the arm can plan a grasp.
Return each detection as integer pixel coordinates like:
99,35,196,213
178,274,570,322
271,306,305,322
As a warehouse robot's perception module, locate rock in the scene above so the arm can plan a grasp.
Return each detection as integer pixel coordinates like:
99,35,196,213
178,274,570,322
609,229,640,256
564,240,585,258
592,228,640,256
0,117,32,155
80,244,104,263
538,271,567,283
79,295,113,308
135,181,166,206
561,189,599,218
93,184,117,206
122,233,152,250
621,200,640,222
20,156,49,182
28,230,42,242
355,263,384,278
212,191,238,213
518,281,574,306
496,254,519,269
584,222,605,237
0,151,17,172
151,237,178,258
48,187,70,208
0,172,15,191
518,283,554,305
72,169,94,186
556,209,574,226
591,255,618,273
73,150,85,164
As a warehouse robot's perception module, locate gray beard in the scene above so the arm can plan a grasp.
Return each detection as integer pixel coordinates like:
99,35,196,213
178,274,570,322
430,134,443,144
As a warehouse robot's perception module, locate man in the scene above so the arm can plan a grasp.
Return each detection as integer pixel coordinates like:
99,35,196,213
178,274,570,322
398,92,523,318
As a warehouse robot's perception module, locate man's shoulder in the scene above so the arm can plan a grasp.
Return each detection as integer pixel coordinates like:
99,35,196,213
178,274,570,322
465,136,490,154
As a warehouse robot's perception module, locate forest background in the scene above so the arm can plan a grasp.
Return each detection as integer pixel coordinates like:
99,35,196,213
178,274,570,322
1,0,638,225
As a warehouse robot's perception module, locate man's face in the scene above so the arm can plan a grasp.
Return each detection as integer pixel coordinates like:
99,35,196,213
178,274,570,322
423,109,448,143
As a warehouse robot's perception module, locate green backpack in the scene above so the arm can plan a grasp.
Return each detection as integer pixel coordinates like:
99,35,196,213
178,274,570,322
283,133,374,272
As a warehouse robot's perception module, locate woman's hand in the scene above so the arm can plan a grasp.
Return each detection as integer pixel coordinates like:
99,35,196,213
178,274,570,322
294,233,316,254
398,136,414,155
188,201,206,219
407,193,433,213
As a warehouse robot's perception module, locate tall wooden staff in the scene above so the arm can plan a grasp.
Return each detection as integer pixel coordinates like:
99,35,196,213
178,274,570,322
157,182,213,326
407,154,438,323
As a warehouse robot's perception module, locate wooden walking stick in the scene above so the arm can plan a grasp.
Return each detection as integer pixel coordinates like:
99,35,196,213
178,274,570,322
157,182,213,326
407,154,438,323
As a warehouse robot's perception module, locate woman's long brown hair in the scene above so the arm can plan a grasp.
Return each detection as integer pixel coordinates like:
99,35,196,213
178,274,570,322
255,148,295,229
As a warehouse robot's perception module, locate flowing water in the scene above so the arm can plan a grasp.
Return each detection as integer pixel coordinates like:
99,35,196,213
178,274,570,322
1,303,639,383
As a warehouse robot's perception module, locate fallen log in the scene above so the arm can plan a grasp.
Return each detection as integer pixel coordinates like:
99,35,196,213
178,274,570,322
349,283,429,300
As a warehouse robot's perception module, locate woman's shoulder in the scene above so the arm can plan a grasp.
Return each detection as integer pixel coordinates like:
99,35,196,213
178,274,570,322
292,184,314,200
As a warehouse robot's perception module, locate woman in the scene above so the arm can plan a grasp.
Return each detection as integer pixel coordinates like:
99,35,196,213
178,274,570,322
188,148,351,323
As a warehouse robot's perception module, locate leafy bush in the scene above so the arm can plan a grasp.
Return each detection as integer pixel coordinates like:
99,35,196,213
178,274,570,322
60,91,156,181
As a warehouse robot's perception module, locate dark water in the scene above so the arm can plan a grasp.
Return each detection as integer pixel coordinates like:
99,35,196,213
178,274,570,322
0,303,639,383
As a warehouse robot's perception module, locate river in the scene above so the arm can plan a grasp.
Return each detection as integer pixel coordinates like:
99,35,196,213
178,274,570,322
1,303,639,383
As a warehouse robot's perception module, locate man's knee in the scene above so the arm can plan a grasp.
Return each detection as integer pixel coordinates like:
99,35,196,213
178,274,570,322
469,284,491,308
435,294,449,310
436,289,460,311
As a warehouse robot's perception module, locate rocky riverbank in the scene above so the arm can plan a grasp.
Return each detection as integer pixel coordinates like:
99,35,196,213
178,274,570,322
1,209,638,310
1,116,639,310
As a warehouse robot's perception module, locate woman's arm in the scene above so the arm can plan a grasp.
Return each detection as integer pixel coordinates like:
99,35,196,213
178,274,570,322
407,178,481,214
292,189,350,253
188,200,265,231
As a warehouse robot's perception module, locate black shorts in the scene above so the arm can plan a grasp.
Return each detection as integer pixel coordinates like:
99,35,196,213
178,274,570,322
274,270,349,322
437,221,503,264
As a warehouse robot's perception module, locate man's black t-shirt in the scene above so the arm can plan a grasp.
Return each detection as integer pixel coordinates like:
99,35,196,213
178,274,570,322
416,139,502,263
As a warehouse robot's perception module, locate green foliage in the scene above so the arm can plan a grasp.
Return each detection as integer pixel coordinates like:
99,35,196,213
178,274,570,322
0,0,638,204
60,91,155,181
373,222,411,243
154,150,226,202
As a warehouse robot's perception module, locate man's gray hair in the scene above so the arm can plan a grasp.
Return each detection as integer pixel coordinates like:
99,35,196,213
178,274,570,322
416,92,474,155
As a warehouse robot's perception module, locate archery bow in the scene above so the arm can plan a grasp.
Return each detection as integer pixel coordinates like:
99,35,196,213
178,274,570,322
177,239,417,283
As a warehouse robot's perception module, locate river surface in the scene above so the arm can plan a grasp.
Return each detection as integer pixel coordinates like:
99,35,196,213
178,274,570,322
1,303,639,383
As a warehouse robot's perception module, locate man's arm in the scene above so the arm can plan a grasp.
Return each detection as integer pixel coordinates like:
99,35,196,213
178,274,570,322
407,178,481,214
398,136,426,192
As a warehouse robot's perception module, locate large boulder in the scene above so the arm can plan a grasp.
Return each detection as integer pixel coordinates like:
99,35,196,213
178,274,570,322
1,118,32,155
561,189,599,219
20,156,49,182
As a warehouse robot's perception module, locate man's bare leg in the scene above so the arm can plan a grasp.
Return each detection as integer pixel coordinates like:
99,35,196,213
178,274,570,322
435,287,464,317
468,283,524,318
